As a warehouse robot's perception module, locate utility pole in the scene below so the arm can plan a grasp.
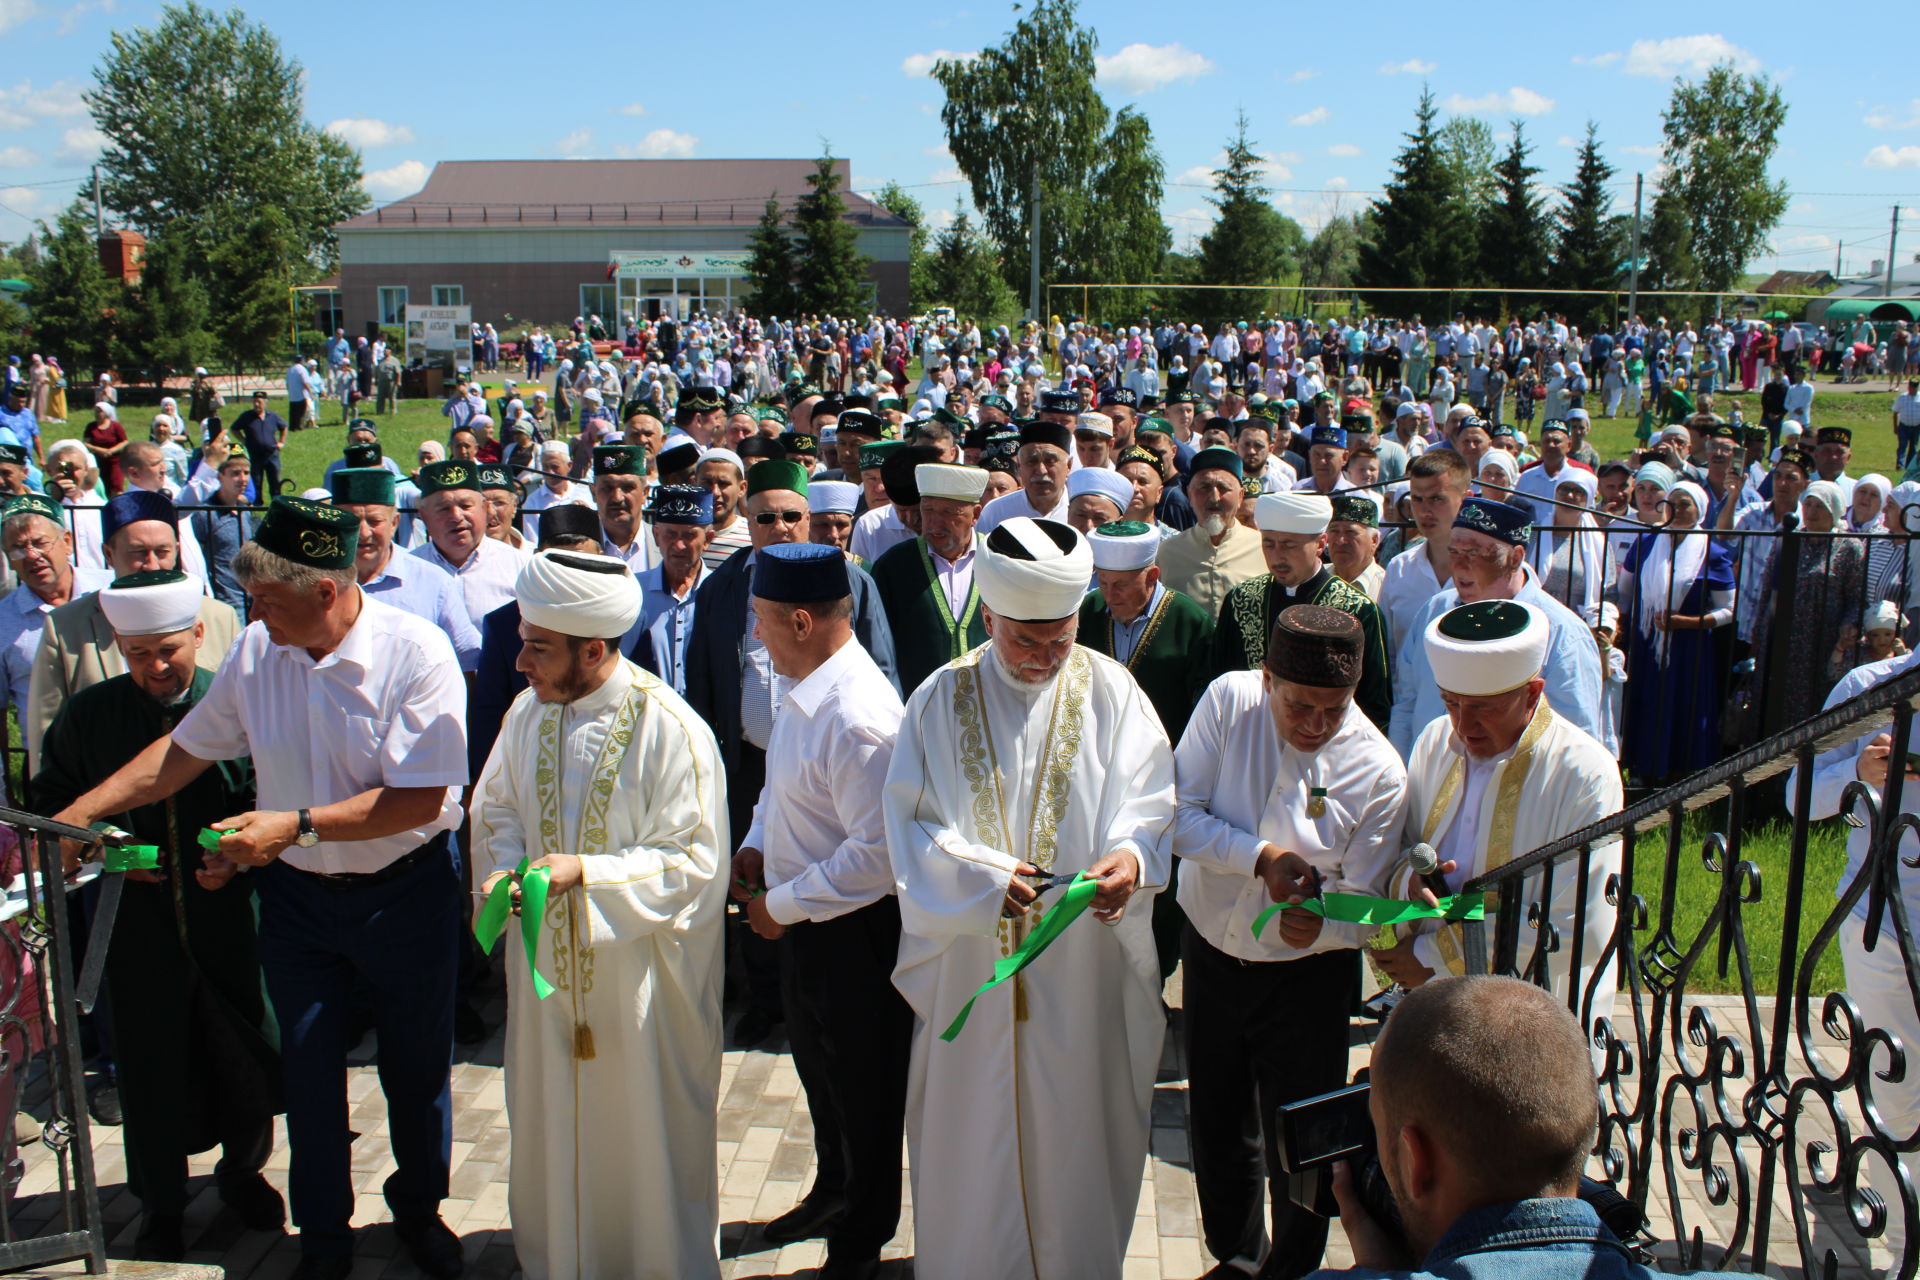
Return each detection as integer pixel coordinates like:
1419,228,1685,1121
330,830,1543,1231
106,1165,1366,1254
1626,172,1643,324
1887,206,1901,302
91,164,103,237
1027,160,1042,323
1836,240,1844,279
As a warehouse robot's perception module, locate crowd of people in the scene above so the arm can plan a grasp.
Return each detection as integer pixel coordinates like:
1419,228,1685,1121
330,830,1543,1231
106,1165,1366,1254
0,301,1895,1280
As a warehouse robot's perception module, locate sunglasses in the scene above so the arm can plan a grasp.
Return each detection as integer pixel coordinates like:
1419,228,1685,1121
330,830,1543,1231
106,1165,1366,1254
753,510,805,527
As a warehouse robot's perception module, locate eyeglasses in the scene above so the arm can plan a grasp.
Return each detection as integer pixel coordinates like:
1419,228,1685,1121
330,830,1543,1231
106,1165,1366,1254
753,510,805,527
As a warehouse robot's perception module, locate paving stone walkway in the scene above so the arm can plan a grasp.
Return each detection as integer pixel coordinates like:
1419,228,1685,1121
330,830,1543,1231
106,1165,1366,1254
0,981,1902,1278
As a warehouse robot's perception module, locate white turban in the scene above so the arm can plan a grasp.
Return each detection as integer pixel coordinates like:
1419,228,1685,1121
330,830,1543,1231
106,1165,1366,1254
517,550,643,638
1424,600,1550,696
1087,522,1159,572
1066,467,1133,514
1255,491,1331,535
917,464,988,502
976,518,1092,622
99,571,202,637
807,480,860,515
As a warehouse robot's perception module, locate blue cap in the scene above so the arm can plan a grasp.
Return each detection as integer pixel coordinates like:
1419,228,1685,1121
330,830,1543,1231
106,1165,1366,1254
648,484,713,526
752,541,850,604
1307,425,1348,449
102,489,178,545
1454,498,1533,547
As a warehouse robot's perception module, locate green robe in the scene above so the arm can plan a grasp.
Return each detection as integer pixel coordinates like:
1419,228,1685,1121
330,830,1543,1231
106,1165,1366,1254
870,535,989,696
1208,567,1393,730
32,668,279,1215
1077,587,1214,745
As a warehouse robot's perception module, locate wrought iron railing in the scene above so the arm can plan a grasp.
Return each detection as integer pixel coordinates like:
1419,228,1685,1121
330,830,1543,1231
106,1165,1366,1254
1460,657,1920,1278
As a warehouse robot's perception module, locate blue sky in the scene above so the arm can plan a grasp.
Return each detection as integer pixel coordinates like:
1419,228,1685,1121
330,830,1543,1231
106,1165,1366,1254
0,3,1911,281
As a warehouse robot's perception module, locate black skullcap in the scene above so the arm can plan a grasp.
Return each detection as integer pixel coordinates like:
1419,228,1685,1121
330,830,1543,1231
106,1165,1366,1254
1263,604,1364,688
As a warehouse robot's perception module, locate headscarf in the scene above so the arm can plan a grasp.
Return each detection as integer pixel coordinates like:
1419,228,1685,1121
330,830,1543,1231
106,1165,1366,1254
1803,480,1845,527
1850,473,1892,534
1635,480,1712,655
1527,467,1608,624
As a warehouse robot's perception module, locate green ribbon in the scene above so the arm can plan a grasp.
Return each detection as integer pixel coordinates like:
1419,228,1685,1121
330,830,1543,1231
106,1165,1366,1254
474,857,555,1000
940,871,1099,1043
197,828,224,852
88,821,158,873
1251,891,1486,940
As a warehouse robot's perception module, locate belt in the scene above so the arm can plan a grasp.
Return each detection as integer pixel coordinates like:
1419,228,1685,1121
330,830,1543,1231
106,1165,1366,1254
285,833,447,888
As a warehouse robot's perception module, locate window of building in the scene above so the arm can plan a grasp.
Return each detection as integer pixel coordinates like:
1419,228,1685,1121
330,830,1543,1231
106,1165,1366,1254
432,284,465,307
580,283,617,324
377,286,408,325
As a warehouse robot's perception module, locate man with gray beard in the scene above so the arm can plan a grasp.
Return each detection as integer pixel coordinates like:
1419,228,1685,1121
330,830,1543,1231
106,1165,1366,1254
1153,447,1267,621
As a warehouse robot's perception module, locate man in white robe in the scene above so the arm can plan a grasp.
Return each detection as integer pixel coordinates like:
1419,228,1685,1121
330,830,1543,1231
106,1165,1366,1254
883,516,1177,1280
471,549,728,1280
1376,598,1623,1032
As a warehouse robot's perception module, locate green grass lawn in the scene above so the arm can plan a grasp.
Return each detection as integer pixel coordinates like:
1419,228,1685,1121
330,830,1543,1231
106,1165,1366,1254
1585,385,1903,479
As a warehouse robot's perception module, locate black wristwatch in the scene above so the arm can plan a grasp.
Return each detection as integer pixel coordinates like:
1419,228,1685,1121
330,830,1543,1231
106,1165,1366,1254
295,809,319,848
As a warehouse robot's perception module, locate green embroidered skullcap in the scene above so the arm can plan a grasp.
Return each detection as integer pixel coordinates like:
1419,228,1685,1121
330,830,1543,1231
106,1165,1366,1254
930,405,967,428
330,467,396,506
677,386,723,413
415,460,481,496
754,404,790,426
343,441,382,469
477,463,516,493
1189,446,1244,481
789,380,823,400
0,443,27,469
1133,417,1174,440
858,439,908,472
2,493,62,528
594,446,645,476
1330,494,1379,528
251,496,359,570
745,458,810,497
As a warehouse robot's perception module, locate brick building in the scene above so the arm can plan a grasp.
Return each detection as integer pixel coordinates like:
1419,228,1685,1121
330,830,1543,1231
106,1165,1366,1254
331,157,912,334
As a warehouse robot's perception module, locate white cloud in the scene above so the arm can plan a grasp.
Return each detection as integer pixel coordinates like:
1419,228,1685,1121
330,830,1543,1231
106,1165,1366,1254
1380,59,1435,75
1328,143,1361,157
902,49,976,77
554,128,593,155
616,103,648,116
1094,42,1213,94
1443,87,1554,116
1866,144,1920,170
1866,100,1920,130
923,143,953,159
0,187,48,221
1571,51,1621,67
930,166,964,184
1290,107,1329,126
0,78,87,130
1326,176,1350,190
1273,150,1302,164
612,128,698,159
0,0,35,34
56,125,103,161
1778,233,1833,253
362,159,428,201
1178,149,1292,188
1176,164,1215,187
324,117,415,149
0,146,37,168
1620,144,1663,156
56,0,113,34
1616,35,1761,78
1555,135,1578,147
924,205,956,232
1288,69,1319,83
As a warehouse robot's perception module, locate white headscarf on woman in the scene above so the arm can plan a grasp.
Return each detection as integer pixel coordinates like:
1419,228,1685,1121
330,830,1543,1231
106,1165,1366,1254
1850,472,1893,533
1635,479,1713,657
1528,467,1609,624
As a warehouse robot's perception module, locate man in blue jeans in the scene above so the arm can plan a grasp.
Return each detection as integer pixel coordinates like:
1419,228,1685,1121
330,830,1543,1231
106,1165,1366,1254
1313,976,1743,1280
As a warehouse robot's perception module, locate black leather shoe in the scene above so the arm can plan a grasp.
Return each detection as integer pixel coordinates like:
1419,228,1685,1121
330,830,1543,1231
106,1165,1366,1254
134,1211,185,1262
394,1214,465,1278
219,1172,286,1230
453,998,487,1046
86,1083,122,1126
818,1255,881,1280
732,1008,781,1049
289,1256,353,1280
761,1193,846,1244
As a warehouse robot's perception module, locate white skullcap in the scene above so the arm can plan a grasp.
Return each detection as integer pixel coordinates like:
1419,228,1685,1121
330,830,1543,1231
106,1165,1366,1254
300,487,332,502
517,550,643,638
99,570,202,637
1866,599,1902,633
1076,412,1114,437
1066,467,1133,514
582,388,603,403
976,517,1092,622
698,448,744,475
807,480,859,515
1087,521,1160,572
1423,600,1551,696
1255,491,1332,535
917,463,988,502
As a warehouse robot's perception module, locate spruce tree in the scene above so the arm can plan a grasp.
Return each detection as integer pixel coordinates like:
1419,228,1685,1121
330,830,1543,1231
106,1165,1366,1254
1192,112,1304,325
792,152,874,316
1357,89,1468,317
1480,121,1552,309
1550,123,1623,331
744,195,797,318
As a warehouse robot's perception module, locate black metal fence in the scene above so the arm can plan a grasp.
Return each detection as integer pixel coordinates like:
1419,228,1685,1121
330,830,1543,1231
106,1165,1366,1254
1457,656,1920,1277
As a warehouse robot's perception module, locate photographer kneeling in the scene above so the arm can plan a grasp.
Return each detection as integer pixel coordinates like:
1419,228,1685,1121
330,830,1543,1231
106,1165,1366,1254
1313,976,1738,1280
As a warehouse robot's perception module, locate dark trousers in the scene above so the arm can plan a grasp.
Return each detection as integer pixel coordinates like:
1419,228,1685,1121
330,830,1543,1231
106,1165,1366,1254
248,448,281,498
254,842,459,1257
1183,929,1358,1280
779,897,912,1261
727,742,782,1020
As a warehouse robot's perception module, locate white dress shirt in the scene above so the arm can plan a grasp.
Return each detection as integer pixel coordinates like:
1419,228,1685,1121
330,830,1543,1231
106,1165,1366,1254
172,593,467,874
412,534,529,629
976,487,1068,535
361,548,481,671
744,636,904,926
929,543,976,619
520,480,597,536
1174,671,1408,961
0,568,111,714
1379,540,1448,657
850,504,915,565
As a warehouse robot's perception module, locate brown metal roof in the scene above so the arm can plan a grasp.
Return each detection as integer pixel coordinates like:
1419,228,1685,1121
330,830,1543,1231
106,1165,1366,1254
338,158,909,231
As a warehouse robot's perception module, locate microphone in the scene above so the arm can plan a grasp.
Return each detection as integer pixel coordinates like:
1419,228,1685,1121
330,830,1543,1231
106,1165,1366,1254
1406,842,1451,899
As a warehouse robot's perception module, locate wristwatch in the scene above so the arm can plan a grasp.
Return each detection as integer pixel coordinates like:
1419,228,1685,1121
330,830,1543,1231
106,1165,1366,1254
295,809,319,848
